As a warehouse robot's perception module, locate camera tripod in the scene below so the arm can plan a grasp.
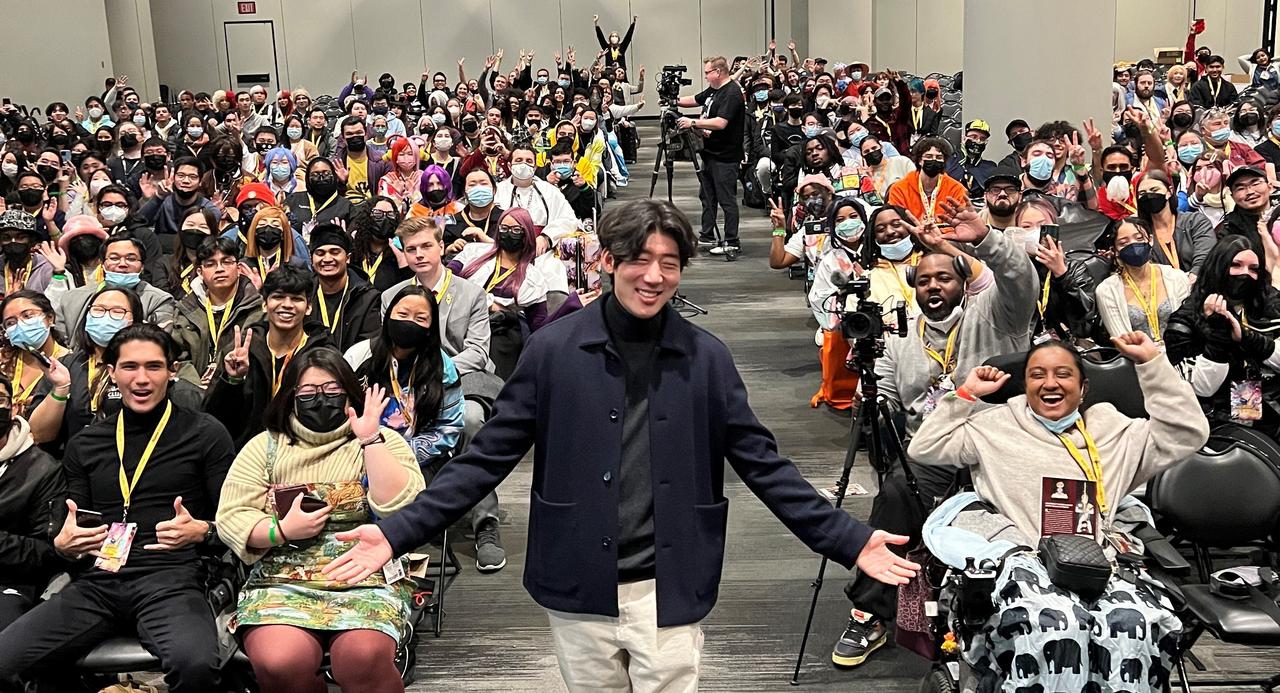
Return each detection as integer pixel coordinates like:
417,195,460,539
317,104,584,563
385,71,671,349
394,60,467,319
647,107,703,202
669,291,707,315
790,336,923,685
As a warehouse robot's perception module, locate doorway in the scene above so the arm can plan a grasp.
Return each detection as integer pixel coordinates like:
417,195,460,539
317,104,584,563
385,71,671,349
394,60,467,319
224,20,280,94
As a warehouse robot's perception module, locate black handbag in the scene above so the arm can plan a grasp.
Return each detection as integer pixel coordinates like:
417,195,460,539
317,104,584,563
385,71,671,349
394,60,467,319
1038,534,1113,601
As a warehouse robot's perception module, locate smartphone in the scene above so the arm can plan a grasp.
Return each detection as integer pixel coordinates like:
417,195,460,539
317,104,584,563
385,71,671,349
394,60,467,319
76,509,106,528
391,237,403,251
2,98,9,107
802,219,825,236
26,348,51,369
1040,224,1060,243
60,150,72,168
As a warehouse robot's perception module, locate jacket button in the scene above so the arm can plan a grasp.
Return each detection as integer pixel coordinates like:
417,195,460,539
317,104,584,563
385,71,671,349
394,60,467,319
601,536,613,549
609,409,619,421
602,471,612,485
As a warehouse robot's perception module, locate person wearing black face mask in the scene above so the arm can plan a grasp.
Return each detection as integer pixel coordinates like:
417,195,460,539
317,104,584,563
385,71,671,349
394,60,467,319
352,197,414,292
0,211,54,296
215,345,425,693
1166,235,1280,436
861,72,913,157
1135,170,1215,278
140,157,220,239
284,158,355,229
999,119,1034,169
946,120,998,199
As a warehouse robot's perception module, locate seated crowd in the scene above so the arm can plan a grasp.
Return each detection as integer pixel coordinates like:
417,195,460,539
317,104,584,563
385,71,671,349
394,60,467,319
0,20,648,692
731,24,1280,693
0,11,1276,692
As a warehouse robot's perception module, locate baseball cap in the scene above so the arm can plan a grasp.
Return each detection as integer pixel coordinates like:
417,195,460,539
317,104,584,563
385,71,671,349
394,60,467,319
1226,165,1266,189
985,165,1023,190
965,119,991,135
1004,119,1030,138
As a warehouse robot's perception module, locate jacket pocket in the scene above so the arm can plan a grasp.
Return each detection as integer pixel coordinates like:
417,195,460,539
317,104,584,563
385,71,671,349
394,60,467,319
691,499,729,601
527,491,580,596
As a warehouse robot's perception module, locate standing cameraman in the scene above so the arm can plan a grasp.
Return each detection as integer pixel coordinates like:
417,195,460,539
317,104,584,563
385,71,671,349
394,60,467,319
672,56,746,256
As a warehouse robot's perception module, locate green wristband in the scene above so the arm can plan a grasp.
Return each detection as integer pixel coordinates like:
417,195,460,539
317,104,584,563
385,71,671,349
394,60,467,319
772,228,786,237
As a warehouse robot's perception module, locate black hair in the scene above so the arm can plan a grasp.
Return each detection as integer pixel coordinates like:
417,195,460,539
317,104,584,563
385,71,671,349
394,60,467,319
171,155,203,175
261,263,315,301
549,140,575,159
1207,54,1225,66
103,323,177,366
103,230,148,263
597,199,696,269
263,347,365,444
195,236,241,264
1101,145,1136,166
0,289,59,349
340,115,366,132
509,143,537,160
351,195,402,269
1025,339,1088,387
76,286,144,354
1193,235,1280,322
910,136,953,162
782,93,803,108
366,285,445,436
141,137,167,151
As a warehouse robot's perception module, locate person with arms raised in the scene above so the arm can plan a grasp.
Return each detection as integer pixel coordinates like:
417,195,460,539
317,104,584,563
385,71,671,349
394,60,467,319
324,199,918,691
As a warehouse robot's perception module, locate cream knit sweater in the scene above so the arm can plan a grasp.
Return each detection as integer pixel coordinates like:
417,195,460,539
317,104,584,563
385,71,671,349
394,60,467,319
217,419,424,564
908,355,1209,541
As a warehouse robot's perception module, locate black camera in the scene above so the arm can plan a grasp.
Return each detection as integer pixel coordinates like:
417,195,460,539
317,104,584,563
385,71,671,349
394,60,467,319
836,277,887,341
657,65,691,104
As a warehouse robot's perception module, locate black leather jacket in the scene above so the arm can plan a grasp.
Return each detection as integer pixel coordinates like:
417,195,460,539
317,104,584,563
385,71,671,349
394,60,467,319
1036,258,1099,341
0,443,66,602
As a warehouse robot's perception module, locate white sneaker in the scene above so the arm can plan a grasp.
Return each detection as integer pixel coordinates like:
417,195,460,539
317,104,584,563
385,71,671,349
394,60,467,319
708,244,740,256
814,329,824,347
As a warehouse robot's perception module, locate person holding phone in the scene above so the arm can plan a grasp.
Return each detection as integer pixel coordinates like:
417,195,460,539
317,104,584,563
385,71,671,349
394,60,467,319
1012,199,1098,343
0,374,67,634
216,348,424,693
0,324,233,692
350,197,413,292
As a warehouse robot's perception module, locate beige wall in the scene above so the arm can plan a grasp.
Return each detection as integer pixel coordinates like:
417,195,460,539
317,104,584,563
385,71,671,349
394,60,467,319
1114,0,1264,66
964,0,1117,162
105,0,160,102
149,0,772,108
0,0,114,110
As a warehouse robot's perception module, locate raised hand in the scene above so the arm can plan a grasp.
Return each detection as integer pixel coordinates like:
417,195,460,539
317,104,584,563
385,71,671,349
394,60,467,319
554,51,562,65
769,38,777,52
961,365,1011,399
768,197,786,230
787,38,796,51
222,325,252,378
40,356,71,391
592,14,599,24
144,496,207,550
323,524,393,584
1034,236,1068,277
40,198,57,224
936,197,990,244
855,530,920,586
54,499,109,560
1111,331,1160,363
1067,132,1087,167
347,384,388,441
1202,293,1243,342
35,241,66,274
332,157,349,182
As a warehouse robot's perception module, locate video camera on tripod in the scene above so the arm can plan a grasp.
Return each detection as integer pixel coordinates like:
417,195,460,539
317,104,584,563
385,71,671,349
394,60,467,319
830,237,908,354
655,64,692,104
648,65,704,200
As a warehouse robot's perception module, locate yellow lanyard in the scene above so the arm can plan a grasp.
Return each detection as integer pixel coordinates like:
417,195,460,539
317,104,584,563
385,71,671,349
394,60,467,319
362,253,385,281
269,333,308,395
88,356,104,413
911,106,923,130
485,264,516,292
875,115,893,138
414,271,452,302
316,280,350,333
918,318,960,376
1056,420,1108,514
1038,275,1052,318
307,191,338,218
179,263,195,294
204,287,238,347
1209,78,1222,103
389,362,415,430
1156,235,1180,271
257,250,280,284
1122,266,1162,341
4,258,31,295
916,175,941,223
12,344,65,408
464,209,493,237
115,401,173,523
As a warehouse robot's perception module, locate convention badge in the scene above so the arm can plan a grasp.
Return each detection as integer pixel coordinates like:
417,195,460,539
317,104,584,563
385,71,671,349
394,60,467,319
1040,477,1098,538
1230,380,1262,422
936,373,956,392
1102,528,1138,558
94,522,138,573
382,556,407,584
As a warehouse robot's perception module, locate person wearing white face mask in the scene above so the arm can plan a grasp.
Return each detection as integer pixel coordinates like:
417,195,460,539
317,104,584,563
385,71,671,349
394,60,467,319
427,128,462,182
494,144,578,254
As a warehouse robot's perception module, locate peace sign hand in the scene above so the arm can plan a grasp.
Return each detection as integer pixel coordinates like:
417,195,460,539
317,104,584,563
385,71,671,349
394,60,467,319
222,325,252,378
1066,132,1087,167
936,198,989,244
347,384,389,441
768,197,786,229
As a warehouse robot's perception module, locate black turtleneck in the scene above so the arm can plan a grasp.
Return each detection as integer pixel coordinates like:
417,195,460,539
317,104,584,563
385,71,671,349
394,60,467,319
62,397,235,576
604,293,665,582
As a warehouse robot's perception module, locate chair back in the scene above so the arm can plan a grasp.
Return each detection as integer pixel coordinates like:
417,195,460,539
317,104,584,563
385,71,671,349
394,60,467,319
978,347,1144,418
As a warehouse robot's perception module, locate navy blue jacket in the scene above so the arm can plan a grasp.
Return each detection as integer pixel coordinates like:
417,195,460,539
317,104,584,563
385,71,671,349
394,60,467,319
378,297,873,627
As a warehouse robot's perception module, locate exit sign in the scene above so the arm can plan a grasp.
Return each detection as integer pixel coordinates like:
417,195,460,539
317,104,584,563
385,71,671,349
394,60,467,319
237,1,256,14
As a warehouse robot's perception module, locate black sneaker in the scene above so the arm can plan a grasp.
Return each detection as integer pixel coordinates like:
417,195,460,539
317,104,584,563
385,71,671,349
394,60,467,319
831,609,887,668
697,236,719,248
474,518,506,573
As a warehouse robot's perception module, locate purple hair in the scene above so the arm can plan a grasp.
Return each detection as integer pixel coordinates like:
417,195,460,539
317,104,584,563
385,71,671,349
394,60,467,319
456,208,538,302
418,164,455,206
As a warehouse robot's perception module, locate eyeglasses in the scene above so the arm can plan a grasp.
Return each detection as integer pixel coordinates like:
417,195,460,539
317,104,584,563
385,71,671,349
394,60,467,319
370,210,397,221
88,305,130,320
174,172,200,182
295,381,344,401
498,224,524,234
986,185,1020,196
105,253,141,264
199,257,238,270
2,309,45,329
1232,178,1268,193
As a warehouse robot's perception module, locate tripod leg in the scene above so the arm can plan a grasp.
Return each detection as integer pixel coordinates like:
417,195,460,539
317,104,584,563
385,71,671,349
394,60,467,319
648,141,665,198
791,402,869,684
878,401,928,511
666,157,676,202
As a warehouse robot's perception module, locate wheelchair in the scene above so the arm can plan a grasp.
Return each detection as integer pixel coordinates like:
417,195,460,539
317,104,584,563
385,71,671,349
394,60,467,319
913,347,1280,692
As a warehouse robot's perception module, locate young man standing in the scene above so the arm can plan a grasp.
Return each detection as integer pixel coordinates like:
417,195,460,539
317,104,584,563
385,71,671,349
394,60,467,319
0,324,234,692
327,199,917,691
